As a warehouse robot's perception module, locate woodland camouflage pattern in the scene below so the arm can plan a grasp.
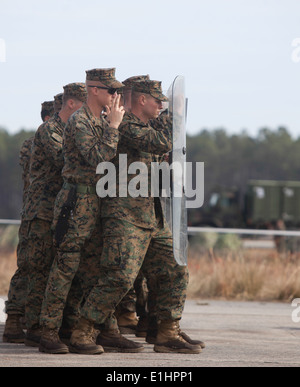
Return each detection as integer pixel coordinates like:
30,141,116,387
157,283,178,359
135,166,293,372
132,80,168,102
6,83,86,321
22,113,66,328
41,101,54,117
122,74,150,88
63,82,87,102
101,111,172,229
79,110,188,326
40,103,120,330
54,93,63,113
19,137,34,202
5,137,33,315
81,212,189,325
23,113,65,221
86,67,124,88
40,188,102,330
61,104,119,186
25,218,54,328
24,82,87,329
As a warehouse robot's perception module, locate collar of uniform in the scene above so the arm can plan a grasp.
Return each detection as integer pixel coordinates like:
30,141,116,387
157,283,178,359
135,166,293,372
42,112,64,131
124,111,148,127
82,103,103,127
55,112,65,128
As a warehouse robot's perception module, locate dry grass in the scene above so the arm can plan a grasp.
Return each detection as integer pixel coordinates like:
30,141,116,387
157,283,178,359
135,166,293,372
0,249,17,295
0,225,19,295
187,248,300,302
1,242,300,303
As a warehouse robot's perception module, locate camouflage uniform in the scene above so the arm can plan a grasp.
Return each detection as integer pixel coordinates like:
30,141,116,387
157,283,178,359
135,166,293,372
115,75,151,331
40,103,120,331
80,93,189,327
23,83,87,332
116,78,170,332
5,137,34,316
23,113,65,330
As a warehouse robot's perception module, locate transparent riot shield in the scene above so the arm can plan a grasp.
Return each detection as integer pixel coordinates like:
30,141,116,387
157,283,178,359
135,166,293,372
161,75,188,266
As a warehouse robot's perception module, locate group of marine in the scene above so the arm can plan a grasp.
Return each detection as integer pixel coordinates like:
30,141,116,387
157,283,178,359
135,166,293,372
2,68,205,355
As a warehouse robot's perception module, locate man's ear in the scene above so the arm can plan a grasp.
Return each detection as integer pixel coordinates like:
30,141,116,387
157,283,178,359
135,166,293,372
139,94,146,106
67,98,75,110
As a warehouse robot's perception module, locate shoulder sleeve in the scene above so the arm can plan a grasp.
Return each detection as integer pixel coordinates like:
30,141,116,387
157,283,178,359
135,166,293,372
119,115,172,154
36,121,64,167
73,116,119,167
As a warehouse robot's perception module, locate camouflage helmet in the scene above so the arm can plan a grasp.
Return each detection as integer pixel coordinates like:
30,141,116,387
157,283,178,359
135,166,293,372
132,80,168,102
86,68,124,88
63,82,87,103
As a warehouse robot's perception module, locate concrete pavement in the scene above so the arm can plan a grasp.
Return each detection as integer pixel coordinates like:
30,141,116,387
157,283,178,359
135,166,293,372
0,299,299,367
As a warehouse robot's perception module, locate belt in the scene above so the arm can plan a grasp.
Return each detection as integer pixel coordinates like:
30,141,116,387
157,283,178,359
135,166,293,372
64,182,97,195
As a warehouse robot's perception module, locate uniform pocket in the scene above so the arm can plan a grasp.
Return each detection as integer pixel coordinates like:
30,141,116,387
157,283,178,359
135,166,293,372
100,236,123,268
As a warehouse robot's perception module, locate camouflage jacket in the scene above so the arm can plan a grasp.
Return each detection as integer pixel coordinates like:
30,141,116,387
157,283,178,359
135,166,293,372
24,113,65,221
19,136,34,202
62,104,119,186
101,111,172,229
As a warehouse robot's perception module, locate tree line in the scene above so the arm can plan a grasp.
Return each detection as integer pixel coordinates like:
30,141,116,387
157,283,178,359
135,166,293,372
187,126,300,205
0,125,300,219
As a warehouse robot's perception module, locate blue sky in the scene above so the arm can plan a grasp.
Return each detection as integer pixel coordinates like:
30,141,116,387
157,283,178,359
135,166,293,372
1,0,300,137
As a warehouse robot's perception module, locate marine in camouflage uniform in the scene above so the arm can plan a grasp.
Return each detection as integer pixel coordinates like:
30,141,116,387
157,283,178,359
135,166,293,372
22,83,87,347
71,80,200,354
3,136,33,343
3,99,57,343
115,75,151,335
39,68,140,355
116,76,178,341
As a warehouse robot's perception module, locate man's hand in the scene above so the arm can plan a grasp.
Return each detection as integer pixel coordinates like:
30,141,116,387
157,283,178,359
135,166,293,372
106,94,125,129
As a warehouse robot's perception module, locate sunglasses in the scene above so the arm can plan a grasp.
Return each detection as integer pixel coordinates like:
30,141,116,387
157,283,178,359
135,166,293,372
88,85,117,95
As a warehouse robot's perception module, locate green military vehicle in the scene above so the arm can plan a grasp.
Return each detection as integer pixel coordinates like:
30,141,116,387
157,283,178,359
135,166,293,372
189,180,300,230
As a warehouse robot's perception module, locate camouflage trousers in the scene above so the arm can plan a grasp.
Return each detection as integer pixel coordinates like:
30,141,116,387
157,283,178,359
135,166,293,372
40,187,103,330
81,217,189,325
24,215,83,330
116,270,148,318
5,219,30,315
24,218,55,329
